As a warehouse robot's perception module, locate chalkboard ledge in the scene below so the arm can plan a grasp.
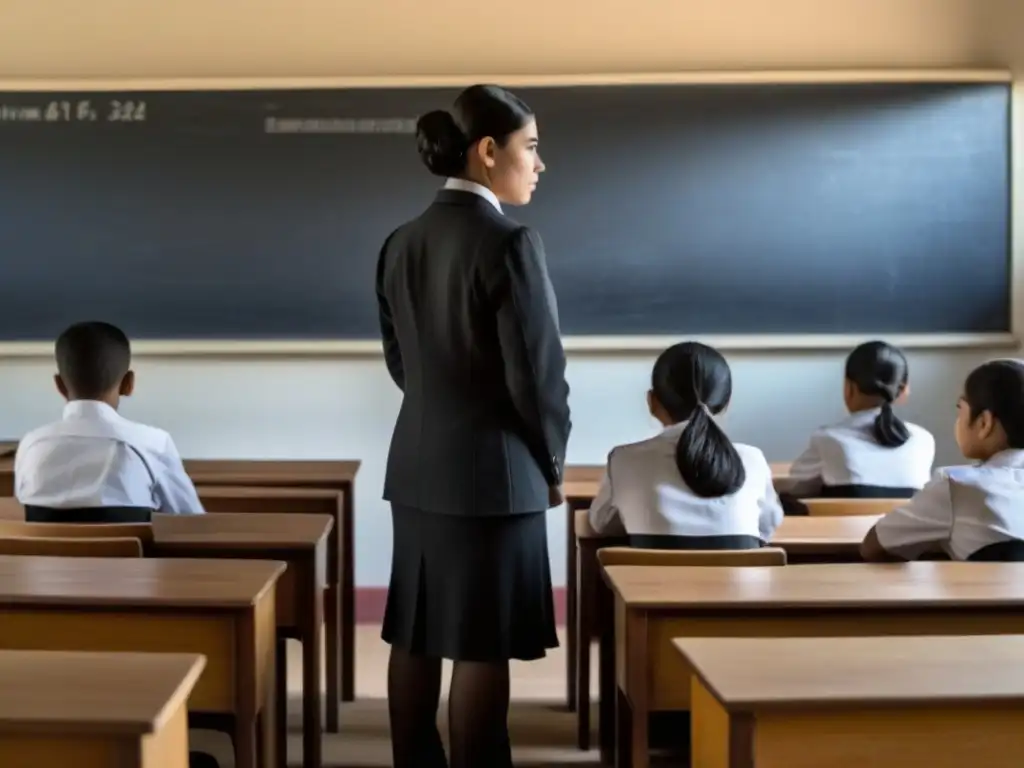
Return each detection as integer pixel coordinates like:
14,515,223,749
0,333,1014,359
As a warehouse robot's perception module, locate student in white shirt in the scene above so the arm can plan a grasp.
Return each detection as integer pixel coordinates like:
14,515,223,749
862,359,1024,562
777,341,935,505
15,321,205,522
588,341,783,548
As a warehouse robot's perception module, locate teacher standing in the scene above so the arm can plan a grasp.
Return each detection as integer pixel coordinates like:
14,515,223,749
375,84,572,768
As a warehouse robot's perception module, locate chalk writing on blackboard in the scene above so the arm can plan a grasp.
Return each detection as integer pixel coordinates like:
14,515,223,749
264,116,416,134
0,99,146,123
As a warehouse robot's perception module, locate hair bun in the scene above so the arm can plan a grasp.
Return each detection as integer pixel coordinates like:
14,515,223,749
416,110,468,178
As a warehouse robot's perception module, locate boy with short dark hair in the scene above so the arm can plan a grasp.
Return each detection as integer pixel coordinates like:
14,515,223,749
14,321,204,516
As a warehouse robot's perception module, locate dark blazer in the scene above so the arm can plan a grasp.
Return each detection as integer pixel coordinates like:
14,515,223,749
376,188,571,516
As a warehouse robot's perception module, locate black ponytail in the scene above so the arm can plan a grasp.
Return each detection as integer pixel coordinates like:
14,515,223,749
653,342,746,498
873,400,912,448
845,341,912,449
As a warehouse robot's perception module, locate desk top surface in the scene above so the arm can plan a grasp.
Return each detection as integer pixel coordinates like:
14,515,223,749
196,485,344,501
677,635,1024,709
152,511,333,549
606,561,1024,609
184,458,360,485
773,514,879,543
0,555,285,608
0,650,205,735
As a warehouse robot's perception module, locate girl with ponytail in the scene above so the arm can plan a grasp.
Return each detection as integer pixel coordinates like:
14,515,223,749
779,340,935,502
588,342,783,549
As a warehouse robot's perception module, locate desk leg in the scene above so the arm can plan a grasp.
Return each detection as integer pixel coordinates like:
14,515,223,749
576,538,595,749
565,502,578,712
615,688,631,768
274,636,287,768
598,579,615,765
342,483,356,704
303,588,325,768
325,585,341,730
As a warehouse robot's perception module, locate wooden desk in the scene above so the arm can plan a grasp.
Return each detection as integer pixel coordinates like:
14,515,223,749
605,562,1024,768
563,460,793,713
563,464,608,712
0,650,205,768
151,512,331,768
678,635,1024,768
186,457,360,721
0,556,284,768
574,513,880,753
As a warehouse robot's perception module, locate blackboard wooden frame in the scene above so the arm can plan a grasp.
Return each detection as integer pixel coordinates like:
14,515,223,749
0,68,1016,357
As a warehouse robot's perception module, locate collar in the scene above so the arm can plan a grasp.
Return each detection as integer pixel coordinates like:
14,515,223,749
981,449,1024,469
443,177,503,213
63,400,121,421
844,407,883,425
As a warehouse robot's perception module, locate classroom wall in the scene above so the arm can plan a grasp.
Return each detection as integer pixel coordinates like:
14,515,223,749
0,0,1020,606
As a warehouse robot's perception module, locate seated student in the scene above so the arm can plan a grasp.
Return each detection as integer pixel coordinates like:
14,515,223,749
14,321,205,521
588,341,783,549
777,340,935,503
861,359,1024,562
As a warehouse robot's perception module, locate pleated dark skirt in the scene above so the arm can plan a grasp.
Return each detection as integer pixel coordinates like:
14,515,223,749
381,504,559,663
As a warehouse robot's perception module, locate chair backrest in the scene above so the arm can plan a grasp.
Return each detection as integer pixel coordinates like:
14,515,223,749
968,539,1024,562
24,505,153,524
627,533,765,551
801,498,905,517
0,520,154,543
818,484,916,499
597,546,787,567
0,536,143,558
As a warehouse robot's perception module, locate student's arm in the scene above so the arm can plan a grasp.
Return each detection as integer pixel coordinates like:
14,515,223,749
487,226,572,487
376,235,404,391
859,470,953,561
11,441,27,502
757,460,785,542
774,436,824,497
588,456,626,536
152,437,205,515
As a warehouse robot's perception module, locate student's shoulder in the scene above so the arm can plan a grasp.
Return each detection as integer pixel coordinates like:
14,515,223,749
905,421,936,446
606,434,667,468
732,442,774,473
14,420,61,456
117,417,177,455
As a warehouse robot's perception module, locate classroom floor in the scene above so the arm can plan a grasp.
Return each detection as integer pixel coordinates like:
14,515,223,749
190,625,685,767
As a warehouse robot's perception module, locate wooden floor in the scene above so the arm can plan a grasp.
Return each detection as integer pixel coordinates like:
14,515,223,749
191,624,645,767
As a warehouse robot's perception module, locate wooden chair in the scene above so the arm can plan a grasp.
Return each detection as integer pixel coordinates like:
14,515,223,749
0,536,143,557
0,520,154,545
801,498,905,517
574,523,786,753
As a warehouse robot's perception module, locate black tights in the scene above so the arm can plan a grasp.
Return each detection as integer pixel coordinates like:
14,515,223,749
388,645,512,768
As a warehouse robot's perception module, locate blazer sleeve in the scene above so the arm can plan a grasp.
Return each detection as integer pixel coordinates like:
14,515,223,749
488,226,572,486
376,233,404,390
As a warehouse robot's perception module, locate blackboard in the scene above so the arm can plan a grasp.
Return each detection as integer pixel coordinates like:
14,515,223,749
0,80,1010,341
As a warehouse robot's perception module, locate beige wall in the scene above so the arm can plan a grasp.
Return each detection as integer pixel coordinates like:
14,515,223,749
0,1,1019,586
0,0,1017,80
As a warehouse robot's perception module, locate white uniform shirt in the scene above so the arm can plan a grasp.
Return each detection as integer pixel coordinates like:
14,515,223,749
15,400,205,514
588,422,784,542
874,449,1024,560
780,408,935,496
